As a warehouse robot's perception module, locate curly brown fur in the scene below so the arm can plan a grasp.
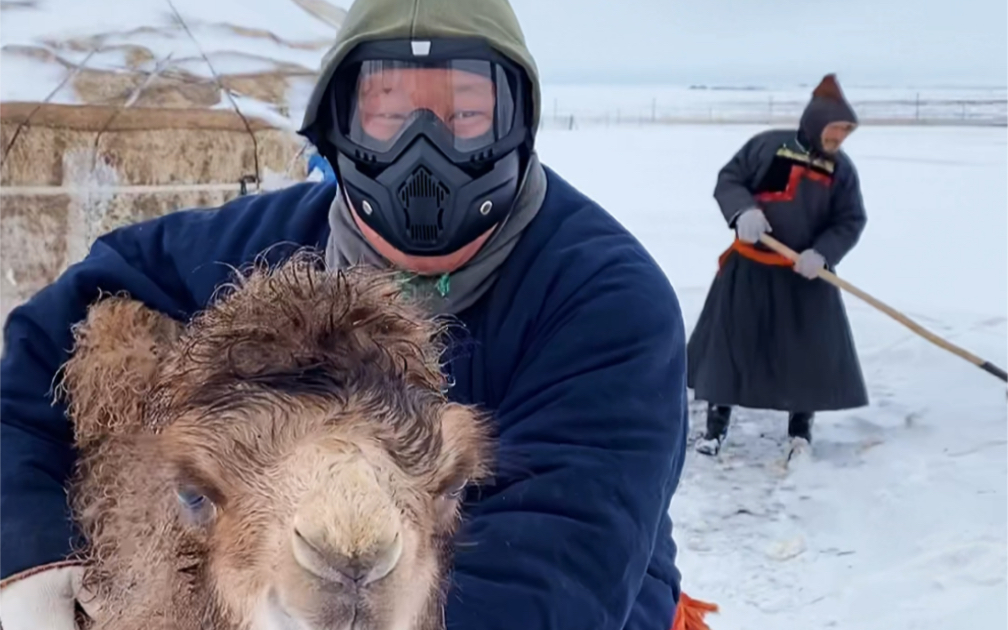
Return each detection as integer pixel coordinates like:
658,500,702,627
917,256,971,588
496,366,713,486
59,250,494,630
58,297,184,447
173,250,449,403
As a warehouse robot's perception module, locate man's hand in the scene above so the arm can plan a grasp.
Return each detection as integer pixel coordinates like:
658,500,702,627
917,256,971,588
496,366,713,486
0,563,98,630
735,208,771,244
794,249,826,279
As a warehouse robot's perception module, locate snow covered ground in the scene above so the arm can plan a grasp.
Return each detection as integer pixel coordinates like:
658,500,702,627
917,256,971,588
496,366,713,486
535,124,1008,630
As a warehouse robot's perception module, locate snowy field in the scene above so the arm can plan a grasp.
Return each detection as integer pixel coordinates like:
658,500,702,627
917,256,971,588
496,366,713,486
535,124,1008,630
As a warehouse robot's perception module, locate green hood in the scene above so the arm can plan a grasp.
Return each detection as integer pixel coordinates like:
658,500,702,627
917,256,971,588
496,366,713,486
298,0,541,140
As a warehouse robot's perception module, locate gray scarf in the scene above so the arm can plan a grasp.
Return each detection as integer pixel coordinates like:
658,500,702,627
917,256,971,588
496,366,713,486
325,153,548,315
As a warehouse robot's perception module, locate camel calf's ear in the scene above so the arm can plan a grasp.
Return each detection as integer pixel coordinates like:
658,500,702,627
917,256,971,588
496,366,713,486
436,403,495,487
58,296,183,447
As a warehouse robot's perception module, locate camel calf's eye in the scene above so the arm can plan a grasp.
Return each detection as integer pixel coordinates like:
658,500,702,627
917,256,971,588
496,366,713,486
176,487,216,525
177,489,205,508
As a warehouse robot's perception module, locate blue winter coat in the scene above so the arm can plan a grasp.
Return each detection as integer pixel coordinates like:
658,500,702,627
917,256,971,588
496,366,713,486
0,167,688,629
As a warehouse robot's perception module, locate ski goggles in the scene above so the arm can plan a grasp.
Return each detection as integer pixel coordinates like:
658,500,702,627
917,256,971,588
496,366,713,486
324,38,531,167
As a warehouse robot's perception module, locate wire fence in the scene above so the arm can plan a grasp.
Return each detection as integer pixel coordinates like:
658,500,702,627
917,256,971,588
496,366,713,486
539,95,1008,129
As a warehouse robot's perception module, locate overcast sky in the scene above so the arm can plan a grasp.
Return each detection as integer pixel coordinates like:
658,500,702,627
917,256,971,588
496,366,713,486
507,0,1007,87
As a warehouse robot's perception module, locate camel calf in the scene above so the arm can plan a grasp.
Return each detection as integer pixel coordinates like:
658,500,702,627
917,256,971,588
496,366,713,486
57,252,493,630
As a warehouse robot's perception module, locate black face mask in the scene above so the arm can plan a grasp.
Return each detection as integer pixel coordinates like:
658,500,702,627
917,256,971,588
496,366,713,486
314,38,534,257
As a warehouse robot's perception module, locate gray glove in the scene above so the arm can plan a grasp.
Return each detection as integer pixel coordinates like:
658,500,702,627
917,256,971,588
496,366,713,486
794,249,826,279
734,208,771,243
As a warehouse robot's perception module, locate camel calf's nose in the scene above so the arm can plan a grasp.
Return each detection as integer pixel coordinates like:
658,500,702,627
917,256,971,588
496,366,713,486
292,525,403,586
290,458,404,586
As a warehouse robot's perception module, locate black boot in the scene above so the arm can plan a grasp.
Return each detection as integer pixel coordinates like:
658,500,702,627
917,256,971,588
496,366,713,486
696,404,732,455
788,412,814,443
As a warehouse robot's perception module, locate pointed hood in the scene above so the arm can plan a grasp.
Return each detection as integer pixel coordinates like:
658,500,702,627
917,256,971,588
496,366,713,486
799,73,858,153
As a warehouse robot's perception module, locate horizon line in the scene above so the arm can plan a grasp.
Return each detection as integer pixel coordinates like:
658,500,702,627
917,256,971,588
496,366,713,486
538,79,1008,90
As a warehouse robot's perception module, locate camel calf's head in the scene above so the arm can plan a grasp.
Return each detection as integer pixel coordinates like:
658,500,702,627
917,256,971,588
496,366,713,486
59,253,493,630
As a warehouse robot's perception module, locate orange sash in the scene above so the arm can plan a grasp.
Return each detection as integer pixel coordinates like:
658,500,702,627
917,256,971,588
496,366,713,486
672,592,719,630
717,238,793,270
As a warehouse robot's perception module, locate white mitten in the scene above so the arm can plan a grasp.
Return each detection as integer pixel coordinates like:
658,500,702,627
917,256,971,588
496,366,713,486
794,248,826,279
0,563,87,630
735,208,772,243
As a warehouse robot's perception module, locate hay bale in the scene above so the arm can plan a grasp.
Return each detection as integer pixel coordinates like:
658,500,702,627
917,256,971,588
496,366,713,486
1,102,302,186
1,101,310,326
1,192,71,326
0,187,247,326
0,0,346,341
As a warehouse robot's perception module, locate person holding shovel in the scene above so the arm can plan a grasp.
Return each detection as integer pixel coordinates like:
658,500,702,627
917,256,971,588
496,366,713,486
687,73,870,457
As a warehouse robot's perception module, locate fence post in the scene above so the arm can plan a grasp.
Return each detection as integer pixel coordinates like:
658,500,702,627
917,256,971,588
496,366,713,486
915,92,920,121
651,97,656,122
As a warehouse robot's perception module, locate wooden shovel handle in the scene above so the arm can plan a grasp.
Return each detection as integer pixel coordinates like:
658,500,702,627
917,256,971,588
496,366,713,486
758,234,1007,382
